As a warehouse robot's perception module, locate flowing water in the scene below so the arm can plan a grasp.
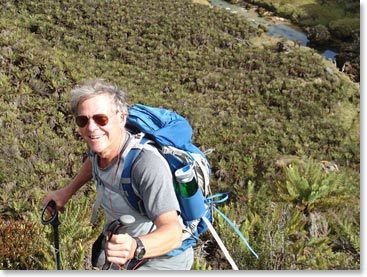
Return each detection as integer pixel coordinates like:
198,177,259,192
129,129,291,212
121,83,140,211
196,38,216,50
210,0,337,61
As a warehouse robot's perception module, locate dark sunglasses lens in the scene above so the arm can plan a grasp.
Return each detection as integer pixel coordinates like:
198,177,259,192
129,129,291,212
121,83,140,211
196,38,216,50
93,114,109,126
76,116,88,127
75,114,109,127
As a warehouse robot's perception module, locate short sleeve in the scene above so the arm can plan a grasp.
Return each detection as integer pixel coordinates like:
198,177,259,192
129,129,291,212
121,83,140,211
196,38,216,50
131,143,180,221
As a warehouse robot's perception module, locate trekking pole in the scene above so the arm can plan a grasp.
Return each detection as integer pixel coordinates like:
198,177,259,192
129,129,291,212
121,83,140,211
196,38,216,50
102,215,135,270
41,200,61,270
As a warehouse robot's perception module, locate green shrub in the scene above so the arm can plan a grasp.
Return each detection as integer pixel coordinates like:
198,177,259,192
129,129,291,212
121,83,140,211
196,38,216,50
328,18,360,40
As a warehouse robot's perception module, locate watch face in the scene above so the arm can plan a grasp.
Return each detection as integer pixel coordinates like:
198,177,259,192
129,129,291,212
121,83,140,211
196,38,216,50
135,238,145,260
136,246,146,260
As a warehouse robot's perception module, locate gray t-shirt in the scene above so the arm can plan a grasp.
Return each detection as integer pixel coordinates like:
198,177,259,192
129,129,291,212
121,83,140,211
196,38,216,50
89,132,193,269
90,132,181,234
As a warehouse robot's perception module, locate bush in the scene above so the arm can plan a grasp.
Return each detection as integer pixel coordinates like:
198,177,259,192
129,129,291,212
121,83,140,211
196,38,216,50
0,216,49,270
329,18,360,40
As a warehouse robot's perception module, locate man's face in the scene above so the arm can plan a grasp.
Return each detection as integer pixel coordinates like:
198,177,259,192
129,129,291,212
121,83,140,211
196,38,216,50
76,94,125,157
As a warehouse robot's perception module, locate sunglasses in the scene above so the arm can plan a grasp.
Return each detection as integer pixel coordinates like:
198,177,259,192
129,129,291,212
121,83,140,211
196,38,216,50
75,114,115,128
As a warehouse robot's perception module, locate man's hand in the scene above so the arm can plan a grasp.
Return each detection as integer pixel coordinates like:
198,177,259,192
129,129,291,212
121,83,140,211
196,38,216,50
105,234,137,267
42,188,68,215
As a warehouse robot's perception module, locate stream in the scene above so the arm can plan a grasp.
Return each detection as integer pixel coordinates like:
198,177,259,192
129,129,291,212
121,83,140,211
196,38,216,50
210,0,338,61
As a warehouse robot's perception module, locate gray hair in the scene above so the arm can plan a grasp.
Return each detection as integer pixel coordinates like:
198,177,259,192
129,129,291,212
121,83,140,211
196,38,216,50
70,78,128,116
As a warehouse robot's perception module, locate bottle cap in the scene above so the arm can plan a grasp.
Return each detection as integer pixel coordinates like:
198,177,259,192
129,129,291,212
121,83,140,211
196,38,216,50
175,163,195,183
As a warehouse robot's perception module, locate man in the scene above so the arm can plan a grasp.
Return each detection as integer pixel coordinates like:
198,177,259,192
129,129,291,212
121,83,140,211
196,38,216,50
42,78,194,270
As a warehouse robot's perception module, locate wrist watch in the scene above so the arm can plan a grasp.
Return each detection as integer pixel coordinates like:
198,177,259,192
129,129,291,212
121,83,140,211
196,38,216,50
133,237,146,260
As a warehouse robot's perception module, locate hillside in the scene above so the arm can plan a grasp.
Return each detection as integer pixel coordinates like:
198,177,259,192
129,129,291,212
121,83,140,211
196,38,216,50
0,0,359,270
242,0,360,82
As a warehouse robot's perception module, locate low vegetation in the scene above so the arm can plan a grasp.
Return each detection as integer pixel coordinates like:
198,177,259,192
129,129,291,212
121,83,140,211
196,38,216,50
245,0,359,35
0,0,359,270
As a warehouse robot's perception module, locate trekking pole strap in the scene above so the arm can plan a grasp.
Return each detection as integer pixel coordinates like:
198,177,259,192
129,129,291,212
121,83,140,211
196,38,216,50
41,200,61,226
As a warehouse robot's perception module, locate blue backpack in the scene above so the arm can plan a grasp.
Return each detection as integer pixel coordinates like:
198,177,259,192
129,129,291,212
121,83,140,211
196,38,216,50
119,104,258,268
124,104,212,256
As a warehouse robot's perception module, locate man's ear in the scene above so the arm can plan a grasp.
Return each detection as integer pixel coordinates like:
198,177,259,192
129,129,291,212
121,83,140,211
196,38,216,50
120,113,128,124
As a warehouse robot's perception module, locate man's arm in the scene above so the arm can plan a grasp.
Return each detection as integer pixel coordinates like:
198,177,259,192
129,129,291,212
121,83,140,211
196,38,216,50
42,156,93,212
105,210,182,266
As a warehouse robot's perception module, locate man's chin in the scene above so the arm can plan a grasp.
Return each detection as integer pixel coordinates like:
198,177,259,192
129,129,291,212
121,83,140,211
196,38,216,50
87,142,105,154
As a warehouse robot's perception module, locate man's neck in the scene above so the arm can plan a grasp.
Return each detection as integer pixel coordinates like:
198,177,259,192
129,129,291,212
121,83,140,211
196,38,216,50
98,131,127,168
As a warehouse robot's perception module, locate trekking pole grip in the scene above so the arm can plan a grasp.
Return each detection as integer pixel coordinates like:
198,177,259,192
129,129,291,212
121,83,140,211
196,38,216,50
116,215,135,234
102,215,135,270
41,200,60,226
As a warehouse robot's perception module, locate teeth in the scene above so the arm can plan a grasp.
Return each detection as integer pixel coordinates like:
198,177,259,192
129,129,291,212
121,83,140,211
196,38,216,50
90,135,103,139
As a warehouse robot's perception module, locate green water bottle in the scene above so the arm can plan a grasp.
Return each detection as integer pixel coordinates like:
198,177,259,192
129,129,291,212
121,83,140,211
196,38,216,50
175,163,198,197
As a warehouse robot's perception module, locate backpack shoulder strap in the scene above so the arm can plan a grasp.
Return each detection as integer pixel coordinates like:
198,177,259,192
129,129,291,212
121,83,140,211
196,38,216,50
121,135,151,215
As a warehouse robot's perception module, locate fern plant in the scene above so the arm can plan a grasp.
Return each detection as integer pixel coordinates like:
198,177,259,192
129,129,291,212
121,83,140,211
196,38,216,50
276,159,346,214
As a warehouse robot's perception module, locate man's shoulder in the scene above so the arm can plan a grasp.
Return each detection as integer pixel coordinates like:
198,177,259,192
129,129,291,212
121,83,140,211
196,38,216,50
136,142,167,167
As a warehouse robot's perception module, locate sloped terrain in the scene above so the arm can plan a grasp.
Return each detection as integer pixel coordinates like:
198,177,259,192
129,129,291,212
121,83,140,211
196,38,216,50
0,0,359,270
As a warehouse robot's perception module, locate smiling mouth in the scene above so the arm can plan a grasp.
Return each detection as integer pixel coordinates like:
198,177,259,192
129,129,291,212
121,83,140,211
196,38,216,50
88,134,105,140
